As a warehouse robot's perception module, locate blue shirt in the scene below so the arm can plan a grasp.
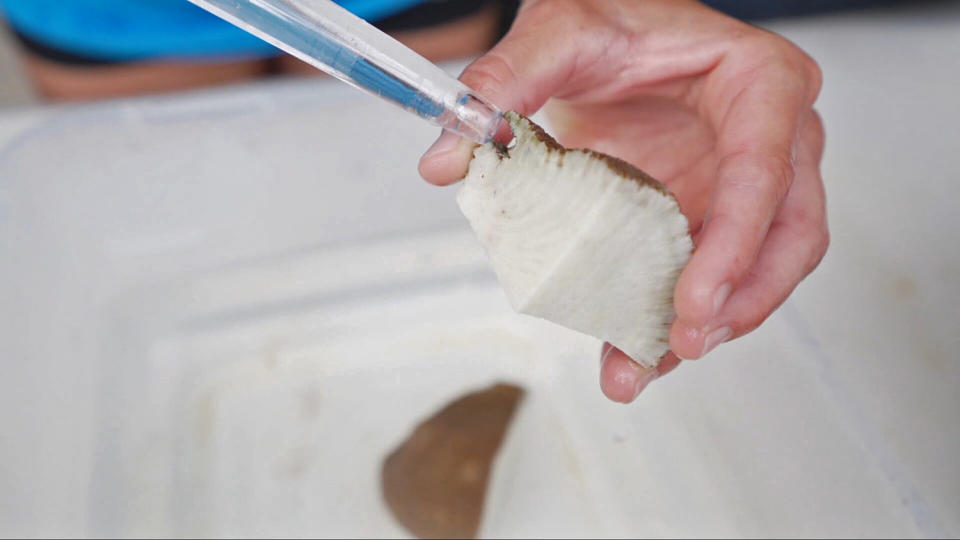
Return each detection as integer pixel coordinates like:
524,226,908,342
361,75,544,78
0,0,426,61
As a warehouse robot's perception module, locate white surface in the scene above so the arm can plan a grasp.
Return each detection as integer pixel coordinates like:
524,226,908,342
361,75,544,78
1,4,959,537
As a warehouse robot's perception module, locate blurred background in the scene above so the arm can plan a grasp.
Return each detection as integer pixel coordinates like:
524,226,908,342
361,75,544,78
0,0,933,108
0,23,32,107
1,1,958,538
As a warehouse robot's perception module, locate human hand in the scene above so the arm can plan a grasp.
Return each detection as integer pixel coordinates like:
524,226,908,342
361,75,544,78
419,0,828,402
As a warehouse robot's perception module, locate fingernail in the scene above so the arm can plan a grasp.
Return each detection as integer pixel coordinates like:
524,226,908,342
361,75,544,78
712,283,731,318
701,326,732,357
632,367,659,400
423,131,460,159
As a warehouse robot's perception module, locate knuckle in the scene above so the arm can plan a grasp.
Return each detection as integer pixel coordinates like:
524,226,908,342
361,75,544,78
790,59,822,105
747,33,821,104
779,47,823,105
785,209,830,271
758,152,796,200
720,150,795,203
806,109,827,155
810,225,831,267
802,55,824,102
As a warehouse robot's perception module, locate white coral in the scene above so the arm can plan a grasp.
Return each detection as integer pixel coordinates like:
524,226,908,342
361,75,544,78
457,112,692,367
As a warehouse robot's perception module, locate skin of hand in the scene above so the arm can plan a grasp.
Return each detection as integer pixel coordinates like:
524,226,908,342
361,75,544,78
419,0,828,403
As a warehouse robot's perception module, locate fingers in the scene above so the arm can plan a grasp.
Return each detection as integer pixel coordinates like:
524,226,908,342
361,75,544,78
670,112,827,358
418,131,479,185
599,344,682,403
673,47,822,329
419,2,603,185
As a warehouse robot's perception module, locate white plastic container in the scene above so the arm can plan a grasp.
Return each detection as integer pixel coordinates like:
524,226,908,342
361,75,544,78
2,6,960,535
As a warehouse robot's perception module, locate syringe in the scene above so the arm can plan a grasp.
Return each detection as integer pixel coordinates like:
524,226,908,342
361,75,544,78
186,0,504,144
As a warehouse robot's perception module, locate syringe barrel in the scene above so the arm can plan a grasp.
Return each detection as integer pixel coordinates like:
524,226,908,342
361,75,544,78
187,0,503,143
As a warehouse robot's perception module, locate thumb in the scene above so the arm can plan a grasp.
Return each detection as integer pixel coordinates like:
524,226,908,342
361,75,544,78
419,4,586,185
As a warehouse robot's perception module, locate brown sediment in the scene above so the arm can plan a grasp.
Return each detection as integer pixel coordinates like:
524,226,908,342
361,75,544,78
381,383,525,540
492,140,510,159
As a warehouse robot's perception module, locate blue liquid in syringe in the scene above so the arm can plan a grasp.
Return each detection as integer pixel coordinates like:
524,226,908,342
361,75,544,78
349,57,446,119
306,25,445,118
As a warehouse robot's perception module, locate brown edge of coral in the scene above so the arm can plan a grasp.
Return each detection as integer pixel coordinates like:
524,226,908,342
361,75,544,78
505,111,673,199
